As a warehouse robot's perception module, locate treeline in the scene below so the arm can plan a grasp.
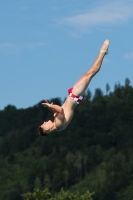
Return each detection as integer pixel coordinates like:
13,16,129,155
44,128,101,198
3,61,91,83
0,78,133,200
22,188,94,200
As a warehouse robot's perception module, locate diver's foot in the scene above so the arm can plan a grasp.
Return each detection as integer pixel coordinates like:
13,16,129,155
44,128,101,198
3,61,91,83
100,39,110,55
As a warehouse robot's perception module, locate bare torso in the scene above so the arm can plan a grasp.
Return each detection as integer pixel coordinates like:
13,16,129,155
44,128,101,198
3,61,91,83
54,96,77,131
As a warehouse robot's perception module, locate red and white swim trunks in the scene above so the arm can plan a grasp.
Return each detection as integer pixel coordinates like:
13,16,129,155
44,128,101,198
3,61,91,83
68,88,84,104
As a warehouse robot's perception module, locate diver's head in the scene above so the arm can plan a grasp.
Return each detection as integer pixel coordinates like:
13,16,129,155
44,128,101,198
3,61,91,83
38,120,52,137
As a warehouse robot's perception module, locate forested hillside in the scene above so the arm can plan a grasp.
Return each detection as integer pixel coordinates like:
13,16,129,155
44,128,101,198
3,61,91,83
0,78,133,200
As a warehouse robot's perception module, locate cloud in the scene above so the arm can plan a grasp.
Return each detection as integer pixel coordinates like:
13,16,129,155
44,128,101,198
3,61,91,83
0,43,20,54
23,42,46,49
124,52,133,60
0,42,46,54
59,0,133,32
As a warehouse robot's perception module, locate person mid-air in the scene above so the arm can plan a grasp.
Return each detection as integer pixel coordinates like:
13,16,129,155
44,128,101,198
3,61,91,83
38,40,110,137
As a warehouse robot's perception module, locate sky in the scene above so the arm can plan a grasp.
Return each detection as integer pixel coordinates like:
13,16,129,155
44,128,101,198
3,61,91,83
1,0,133,110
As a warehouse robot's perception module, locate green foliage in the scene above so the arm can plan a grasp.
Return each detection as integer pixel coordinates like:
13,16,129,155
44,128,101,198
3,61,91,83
21,188,94,200
22,188,50,200
1,79,133,200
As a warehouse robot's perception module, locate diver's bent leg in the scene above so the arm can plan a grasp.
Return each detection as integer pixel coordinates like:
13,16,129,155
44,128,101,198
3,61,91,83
72,40,109,96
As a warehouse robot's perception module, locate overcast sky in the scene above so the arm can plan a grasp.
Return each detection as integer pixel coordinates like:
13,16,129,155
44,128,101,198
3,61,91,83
1,0,133,109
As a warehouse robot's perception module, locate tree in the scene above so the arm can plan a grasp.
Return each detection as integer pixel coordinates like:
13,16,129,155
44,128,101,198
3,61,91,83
93,88,103,100
43,173,51,189
125,78,130,87
21,188,94,200
63,169,69,190
74,152,82,181
84,89,92,102
34,176,42,189
106,83,110,95
83,155,88,175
